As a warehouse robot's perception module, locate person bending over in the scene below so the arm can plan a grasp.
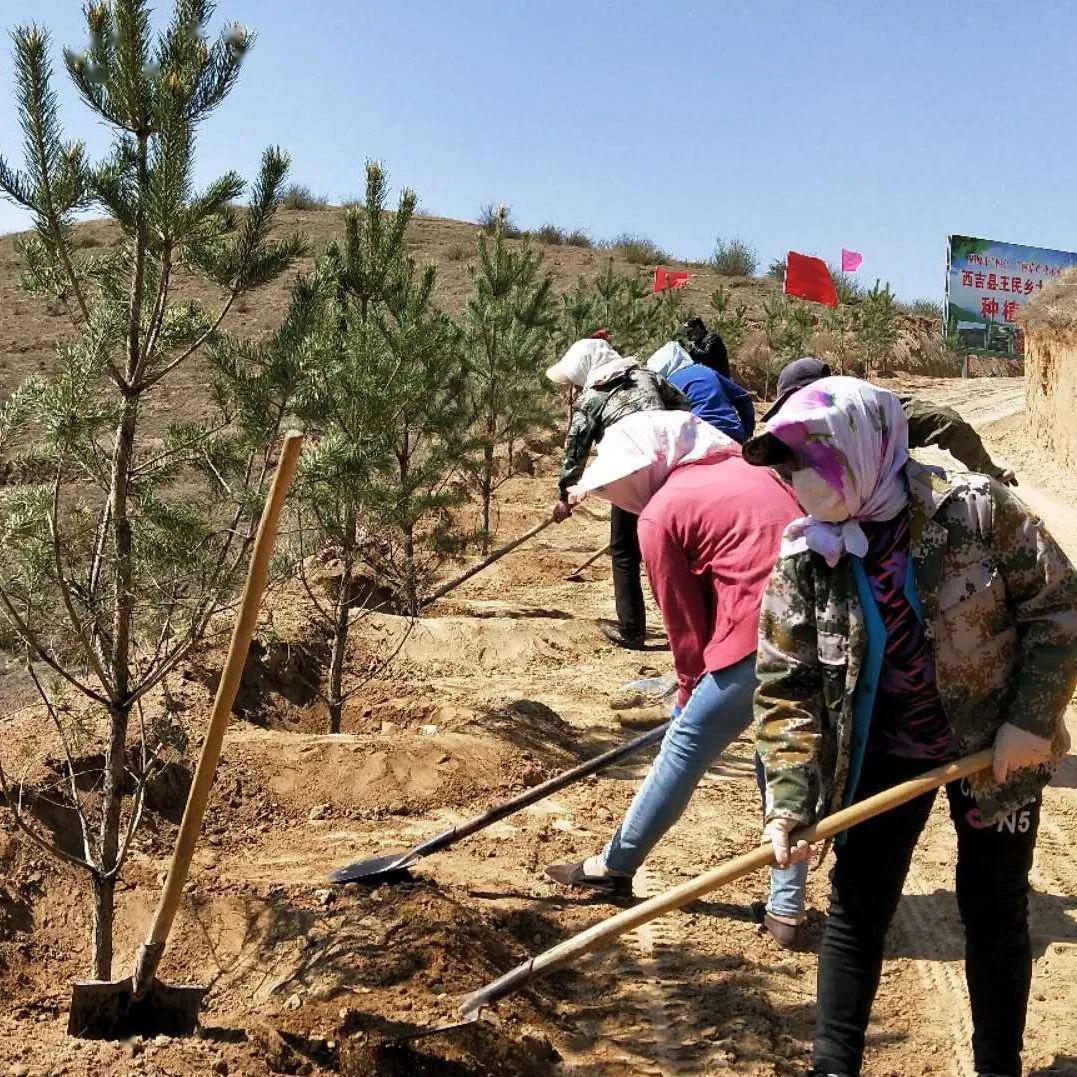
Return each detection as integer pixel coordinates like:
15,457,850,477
744,377,1077,1077
546,411,810,942
547,337,688,650
647,340,755,443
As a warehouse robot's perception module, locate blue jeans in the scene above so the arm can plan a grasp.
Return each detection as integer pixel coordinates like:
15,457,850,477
603,653,808,918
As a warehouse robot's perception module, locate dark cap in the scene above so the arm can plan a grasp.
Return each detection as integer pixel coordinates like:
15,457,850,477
742,431,797,469
760,357,832,423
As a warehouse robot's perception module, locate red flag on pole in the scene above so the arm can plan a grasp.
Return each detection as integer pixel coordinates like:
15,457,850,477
784,251,838,308
653,267,689,293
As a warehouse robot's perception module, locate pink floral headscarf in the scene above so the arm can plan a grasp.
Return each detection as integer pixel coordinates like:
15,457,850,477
765,376,909,566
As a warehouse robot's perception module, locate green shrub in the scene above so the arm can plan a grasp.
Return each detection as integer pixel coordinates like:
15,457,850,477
858,280,899,375
535,222,565,245
565,228,593,248
708,285,749,351
280,183,330,210
478,202,522,237
830,267,865,305
609,233,669,265
712,237,758,277
766,257,786,281
904,298,944,319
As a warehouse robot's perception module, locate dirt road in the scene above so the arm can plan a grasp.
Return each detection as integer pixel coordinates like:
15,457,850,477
0,376,1073,1076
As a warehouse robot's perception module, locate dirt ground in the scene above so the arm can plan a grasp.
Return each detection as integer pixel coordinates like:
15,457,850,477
0,376,1074,1076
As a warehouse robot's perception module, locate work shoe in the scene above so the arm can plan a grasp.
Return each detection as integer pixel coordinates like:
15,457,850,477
545,857,633,899
598,620,646,650
750,899,804,949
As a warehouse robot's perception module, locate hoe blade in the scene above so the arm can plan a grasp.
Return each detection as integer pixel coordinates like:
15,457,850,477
68,978,206,1040
328,851,416,885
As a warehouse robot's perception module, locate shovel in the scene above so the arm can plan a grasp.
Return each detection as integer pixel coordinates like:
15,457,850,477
565,543,611,582
329,718,671,885
455,747,994,1019
68,432,304,1039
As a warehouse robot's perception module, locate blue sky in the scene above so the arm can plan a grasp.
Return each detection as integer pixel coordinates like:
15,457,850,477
2,0,1076,300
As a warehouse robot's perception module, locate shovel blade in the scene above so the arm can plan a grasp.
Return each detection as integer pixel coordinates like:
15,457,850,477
328,851,416,885
68,977,206,1040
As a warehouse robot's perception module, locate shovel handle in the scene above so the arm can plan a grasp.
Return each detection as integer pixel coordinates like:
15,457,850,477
460,747,994,1016
135,433,303,985
421,518,555,608
408,720,671,859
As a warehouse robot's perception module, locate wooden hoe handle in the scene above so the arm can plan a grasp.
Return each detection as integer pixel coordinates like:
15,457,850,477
422,517,554,608
460,747,995,1015
133,432,303,992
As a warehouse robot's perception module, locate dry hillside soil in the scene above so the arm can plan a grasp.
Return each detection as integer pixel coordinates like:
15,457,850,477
0,209,1073,1075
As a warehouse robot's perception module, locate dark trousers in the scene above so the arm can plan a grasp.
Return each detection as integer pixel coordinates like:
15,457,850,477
815,753,1040,1077
610,506,645,640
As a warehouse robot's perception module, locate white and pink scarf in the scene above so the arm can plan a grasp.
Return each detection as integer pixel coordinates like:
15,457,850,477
568,410,740,515
764,376,909,567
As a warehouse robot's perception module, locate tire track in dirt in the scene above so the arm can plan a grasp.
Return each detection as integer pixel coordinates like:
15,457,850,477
628,864,706,1077
895,858,976,1077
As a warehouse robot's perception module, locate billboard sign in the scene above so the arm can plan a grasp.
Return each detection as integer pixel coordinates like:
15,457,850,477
946,234,1077,356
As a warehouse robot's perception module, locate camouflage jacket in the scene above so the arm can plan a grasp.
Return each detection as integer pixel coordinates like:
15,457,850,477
755,461,1077,826
898,393,1009,481
556,365,688,497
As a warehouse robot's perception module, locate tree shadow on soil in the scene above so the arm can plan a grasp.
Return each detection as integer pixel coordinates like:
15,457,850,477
887,888,1076,961
189,880,824,1076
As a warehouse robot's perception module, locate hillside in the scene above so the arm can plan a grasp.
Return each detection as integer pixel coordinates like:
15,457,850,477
0,208,948,425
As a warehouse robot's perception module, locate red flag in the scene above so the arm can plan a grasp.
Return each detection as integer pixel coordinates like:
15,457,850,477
784,251,837,308
653,267,689,293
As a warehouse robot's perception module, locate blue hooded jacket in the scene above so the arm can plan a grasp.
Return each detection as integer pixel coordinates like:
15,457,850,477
646,342,755,443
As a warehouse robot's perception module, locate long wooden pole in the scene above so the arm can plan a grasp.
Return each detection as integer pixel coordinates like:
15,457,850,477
459,748,994,1016
132,432,303,995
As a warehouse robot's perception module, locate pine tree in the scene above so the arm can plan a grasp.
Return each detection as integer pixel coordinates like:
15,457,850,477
707,284,749,353
856,279,899,376
463,217,555,550
292,163,471,732
591,259,651,354
0,2,304,979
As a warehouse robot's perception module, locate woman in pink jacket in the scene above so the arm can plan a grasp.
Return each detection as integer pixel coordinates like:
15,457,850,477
545,412,809,943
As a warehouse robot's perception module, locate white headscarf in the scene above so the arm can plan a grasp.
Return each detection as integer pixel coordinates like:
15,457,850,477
764,377,909,567
568,410,740,515
546,338,633,389
646,341,694,380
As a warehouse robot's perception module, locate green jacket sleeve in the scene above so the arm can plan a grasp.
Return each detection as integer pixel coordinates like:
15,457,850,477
991,481,1077,739
754,554,826,825
557,397,600,498
899,394,1005,479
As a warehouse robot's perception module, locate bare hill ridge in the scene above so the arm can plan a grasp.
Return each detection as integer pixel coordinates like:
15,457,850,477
0,208,947,412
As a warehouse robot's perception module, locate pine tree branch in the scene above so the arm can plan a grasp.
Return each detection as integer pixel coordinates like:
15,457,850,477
12,27,91,324
0,758,97,875
23,652,95,864
0,584,111,707
48,469,115,696
137,290,236,392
